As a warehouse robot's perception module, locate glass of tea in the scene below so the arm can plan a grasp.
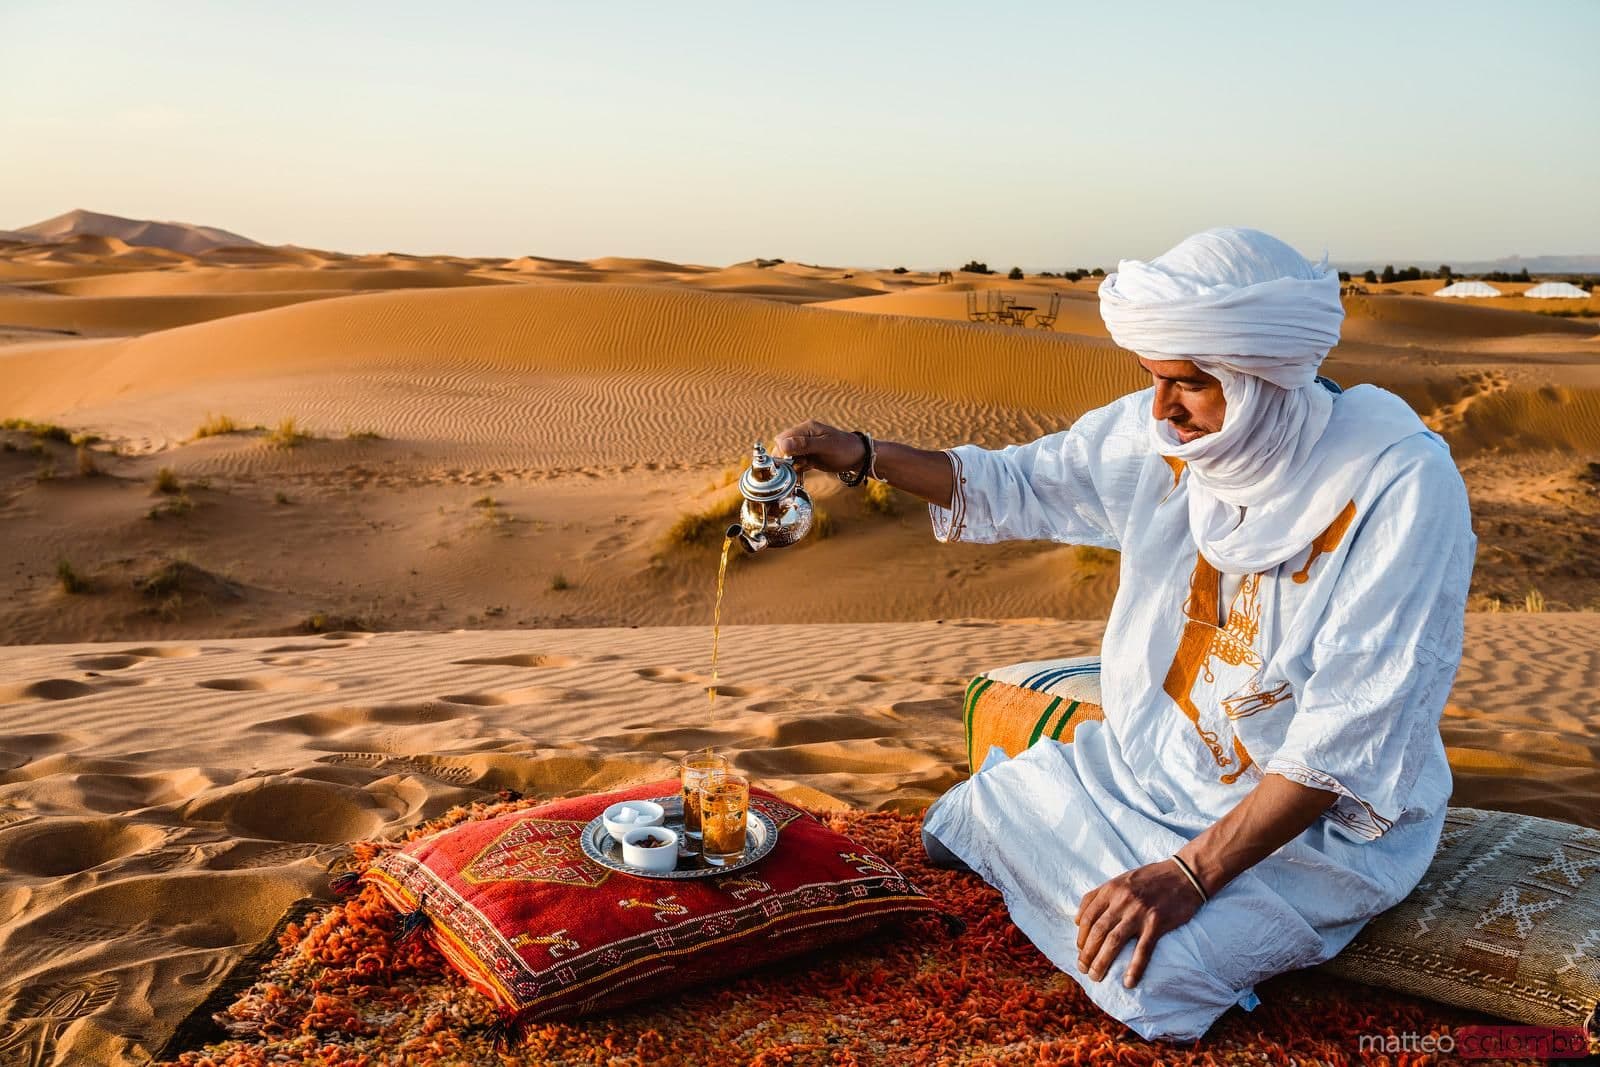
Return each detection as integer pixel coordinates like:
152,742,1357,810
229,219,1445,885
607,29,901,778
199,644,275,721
678,749,729,852
698,770,750,867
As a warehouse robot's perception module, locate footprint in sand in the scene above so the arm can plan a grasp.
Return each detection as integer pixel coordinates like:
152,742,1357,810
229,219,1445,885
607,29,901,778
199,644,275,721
0,818,169,878
196,676,338,694
317,752,480,786
0,677,150,703
0,975,118,1061
451,653,580,668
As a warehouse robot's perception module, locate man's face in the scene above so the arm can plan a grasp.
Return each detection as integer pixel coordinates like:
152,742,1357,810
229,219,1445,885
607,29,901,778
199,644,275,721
1138,358,1226,444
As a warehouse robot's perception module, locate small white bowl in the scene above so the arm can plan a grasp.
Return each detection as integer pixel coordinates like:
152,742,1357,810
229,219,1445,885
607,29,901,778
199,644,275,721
603,800,665,841
621,826,679,872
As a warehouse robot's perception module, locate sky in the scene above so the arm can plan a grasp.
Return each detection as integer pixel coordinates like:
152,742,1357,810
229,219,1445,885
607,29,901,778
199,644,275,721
2,1,1596,269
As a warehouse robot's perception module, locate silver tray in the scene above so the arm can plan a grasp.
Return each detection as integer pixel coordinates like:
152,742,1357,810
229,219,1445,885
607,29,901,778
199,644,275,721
580,795,778,880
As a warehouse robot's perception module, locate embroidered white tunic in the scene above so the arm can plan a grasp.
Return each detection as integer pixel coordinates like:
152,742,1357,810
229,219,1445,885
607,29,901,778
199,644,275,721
920,387,1476,1041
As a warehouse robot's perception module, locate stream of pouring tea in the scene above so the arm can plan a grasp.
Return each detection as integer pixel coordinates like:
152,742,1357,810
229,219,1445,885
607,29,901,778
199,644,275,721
708,537,733,709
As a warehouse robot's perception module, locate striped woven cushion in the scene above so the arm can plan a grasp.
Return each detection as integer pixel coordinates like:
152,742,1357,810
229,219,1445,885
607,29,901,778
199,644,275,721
962,656,1104,775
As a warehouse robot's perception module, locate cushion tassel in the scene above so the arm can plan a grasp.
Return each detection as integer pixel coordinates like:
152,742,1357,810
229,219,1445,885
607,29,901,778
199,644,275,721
328,871,363,897
484,1013,526,1050
395,903,431,943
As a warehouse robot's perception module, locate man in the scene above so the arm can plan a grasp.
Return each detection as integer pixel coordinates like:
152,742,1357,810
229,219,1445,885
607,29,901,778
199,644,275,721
774,228,1474,1041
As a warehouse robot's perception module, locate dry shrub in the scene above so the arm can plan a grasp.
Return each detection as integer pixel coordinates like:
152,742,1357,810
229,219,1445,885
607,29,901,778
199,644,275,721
663,490,743,549
550,573,571,591
346,428,383,441
154,467,181,494
56,559,88,594
2,418,72,443
75,445,100,477
862,479,900,516
193,413,243,439
266,417,313,449
147,494,194,520
1073,544,1120,575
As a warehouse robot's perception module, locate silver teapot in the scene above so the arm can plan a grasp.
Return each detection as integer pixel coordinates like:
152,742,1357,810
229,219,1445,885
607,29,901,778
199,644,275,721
725,442,814,553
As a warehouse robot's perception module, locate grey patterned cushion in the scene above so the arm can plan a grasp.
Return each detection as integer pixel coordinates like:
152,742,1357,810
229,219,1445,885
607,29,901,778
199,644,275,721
1321,806,1600,1038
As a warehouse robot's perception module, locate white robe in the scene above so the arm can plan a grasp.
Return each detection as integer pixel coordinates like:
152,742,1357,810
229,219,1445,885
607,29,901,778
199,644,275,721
921,387,1475,1041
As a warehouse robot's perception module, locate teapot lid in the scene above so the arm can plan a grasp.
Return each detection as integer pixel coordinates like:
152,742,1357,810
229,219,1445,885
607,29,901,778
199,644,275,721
737,442,798,503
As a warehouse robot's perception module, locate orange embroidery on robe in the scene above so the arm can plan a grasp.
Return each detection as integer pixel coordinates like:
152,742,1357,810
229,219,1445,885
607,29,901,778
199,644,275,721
1161,456,1186,502
1161,552,1246,778
1163,504,1361,784
1222,680,1292,720
1291,499,1357,584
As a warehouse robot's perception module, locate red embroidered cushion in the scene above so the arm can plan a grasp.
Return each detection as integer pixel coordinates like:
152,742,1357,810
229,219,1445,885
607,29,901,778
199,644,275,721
363,779,946,1021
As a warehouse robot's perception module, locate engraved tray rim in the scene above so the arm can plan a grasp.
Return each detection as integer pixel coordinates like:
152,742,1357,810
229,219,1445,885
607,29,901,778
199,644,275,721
580,794,778,880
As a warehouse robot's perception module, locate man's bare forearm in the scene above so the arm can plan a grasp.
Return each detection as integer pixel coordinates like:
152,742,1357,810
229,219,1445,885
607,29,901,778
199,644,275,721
872,441,955,510
1176,774,1338,898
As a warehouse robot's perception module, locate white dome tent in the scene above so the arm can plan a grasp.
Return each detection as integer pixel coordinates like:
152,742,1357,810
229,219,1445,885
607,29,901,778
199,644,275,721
1523,281,1590,299
1433,281,1503,298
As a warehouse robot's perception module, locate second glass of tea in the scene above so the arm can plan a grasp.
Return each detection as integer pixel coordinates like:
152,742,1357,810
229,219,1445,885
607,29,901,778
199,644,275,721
678,749,729,853
699,770,750,867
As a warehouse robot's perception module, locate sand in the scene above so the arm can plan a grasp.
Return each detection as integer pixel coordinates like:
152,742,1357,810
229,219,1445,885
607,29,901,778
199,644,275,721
2,230,1599,1064
3,617,1598,1063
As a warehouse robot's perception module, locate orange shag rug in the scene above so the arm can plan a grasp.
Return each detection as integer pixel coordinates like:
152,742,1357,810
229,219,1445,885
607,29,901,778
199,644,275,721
158,793,1520,1066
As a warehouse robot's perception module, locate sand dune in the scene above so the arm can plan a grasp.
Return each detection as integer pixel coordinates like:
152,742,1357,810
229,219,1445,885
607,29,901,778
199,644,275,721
24,266,504,298
0,292,344,336
14,209,261,256
0,615,1594,1063
0,283,1141,453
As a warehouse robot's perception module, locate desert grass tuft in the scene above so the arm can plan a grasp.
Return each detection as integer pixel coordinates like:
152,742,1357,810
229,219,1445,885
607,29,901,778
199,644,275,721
346,428,383,441
811,505,835,540
1525,588,1546,613
550,573,571,591
56,559,89,594
147,494,194,520
663,490,744,549
193,413,245,439
472,494,498,509
301,612,374,634
1072,544,1120,576
2,418,72,443
862,479,900,516
266,417,314,449
75,445,101,477
274,490,291,506
154,467,181,494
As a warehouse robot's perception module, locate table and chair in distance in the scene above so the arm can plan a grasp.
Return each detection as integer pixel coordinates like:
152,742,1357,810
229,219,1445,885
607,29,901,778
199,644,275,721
964,289,1061,329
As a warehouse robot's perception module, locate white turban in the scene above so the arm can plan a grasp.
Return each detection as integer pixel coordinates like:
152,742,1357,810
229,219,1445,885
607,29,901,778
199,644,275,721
1096,227,1426,574
1097,228,1344,390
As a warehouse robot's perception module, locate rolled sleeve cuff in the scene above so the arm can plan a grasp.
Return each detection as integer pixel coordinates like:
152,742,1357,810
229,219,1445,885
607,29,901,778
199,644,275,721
929,448,969,544
1264,758,1396,842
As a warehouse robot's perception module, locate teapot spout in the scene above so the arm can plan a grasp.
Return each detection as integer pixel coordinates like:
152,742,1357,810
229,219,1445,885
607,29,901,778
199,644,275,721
726,523,767,554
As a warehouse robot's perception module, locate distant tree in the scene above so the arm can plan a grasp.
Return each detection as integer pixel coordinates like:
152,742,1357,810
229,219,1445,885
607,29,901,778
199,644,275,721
891,266,908,274
960,260,992,275
1090,267,1105,277
1039,271,1058,278
1399,266,1422,282
1380,264,1397,284
1337,270,1351,283
1007,266,1024,280
1363,269,1378,284
1065,270,1085,283
1438,264,1453,281
1516,267,1531,283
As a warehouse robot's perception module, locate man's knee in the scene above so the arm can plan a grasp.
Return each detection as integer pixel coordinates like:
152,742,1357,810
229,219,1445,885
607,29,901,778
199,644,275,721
921,793,971,871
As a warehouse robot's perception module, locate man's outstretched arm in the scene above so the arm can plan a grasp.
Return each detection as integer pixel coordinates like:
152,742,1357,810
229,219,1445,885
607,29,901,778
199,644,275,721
774,420,954,510
1074,774,1337,988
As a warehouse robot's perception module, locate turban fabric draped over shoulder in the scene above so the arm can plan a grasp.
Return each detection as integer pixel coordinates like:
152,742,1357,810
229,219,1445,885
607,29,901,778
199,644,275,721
1095,227,1429,575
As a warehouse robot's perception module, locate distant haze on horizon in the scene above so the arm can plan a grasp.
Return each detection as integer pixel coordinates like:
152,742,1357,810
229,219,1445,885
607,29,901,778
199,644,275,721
3,1,1596,269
